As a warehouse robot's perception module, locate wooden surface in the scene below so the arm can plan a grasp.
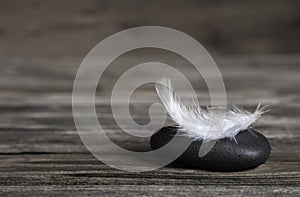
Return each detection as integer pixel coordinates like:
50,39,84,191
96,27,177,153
1,0,300,58
0,55,300,196
1,0,300,196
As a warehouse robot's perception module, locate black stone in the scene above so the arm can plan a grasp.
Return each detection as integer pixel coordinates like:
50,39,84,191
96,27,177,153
150,126,271,171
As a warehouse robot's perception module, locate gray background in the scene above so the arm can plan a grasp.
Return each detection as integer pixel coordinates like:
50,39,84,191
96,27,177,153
0,0,299,196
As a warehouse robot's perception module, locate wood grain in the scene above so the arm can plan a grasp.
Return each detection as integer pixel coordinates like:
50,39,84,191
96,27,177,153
0,55,299,196
0,0,300,58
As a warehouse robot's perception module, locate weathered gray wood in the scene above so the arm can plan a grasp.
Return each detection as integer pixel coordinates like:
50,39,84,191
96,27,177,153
0,55,299,196
0,0,300,196
0,1,300,195
0,0,300,58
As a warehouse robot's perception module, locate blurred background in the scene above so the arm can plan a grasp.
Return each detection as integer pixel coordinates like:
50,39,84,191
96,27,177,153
0,0,300,151
0,0,300,142
1,0,300,59
1,0,300,99
0,1,300,195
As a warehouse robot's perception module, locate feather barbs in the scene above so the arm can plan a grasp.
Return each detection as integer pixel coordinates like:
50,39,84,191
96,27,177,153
155,78,268,141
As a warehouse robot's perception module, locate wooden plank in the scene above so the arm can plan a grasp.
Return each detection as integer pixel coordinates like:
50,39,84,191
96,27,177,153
0,0,300,58
0,0,300,195
0,55,299,196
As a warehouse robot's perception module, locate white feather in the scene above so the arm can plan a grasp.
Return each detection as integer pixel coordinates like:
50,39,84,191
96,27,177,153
155,78,268,141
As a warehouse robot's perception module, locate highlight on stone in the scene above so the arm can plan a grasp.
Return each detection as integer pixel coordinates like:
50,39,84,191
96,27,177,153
150,78,271,171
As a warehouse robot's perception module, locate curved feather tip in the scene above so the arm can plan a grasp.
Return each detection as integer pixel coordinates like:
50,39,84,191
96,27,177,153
155,78,268,141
